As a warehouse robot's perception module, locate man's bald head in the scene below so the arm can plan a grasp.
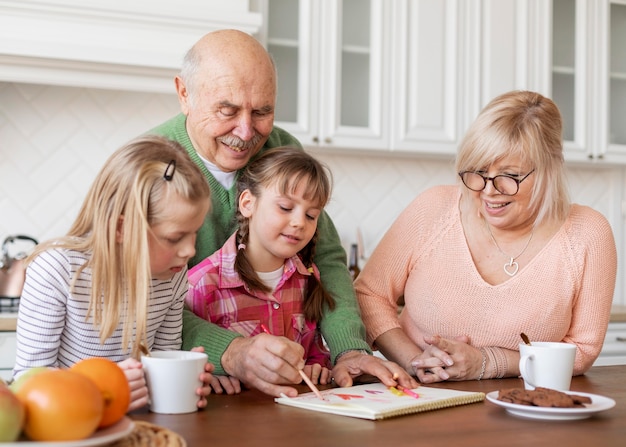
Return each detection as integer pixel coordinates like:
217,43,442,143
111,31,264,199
180,29,276,102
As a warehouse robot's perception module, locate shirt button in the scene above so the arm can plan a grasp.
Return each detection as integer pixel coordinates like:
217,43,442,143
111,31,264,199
272,302,280,310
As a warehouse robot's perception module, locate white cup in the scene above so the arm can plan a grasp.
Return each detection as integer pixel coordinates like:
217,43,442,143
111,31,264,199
518,342,576,391
141,350,208,414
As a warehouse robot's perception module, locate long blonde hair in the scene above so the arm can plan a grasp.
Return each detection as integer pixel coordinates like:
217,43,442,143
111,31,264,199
455,90,569,226
235,146,335,322
28,136,210,357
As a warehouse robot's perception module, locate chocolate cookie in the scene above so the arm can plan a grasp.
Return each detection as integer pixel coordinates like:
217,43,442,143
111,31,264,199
497,387,592,408
498,388,534,405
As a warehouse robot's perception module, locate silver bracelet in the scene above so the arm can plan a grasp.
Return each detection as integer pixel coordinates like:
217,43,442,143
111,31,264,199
477,348,487,381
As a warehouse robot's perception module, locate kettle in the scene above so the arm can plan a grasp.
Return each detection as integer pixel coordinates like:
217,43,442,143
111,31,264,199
0,235,38,299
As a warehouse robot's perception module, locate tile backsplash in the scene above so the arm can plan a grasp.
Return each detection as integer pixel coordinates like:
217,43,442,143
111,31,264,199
0,82,622,269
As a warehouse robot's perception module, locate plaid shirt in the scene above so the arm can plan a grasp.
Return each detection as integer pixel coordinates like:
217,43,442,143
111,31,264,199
187,232,331,368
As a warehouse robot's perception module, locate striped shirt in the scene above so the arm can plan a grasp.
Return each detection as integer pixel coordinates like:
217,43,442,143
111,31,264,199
13,248,186,377
187,232,331,368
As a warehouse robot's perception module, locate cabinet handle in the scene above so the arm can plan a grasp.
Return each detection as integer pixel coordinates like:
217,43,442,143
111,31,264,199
324,137,332,144
616,337,626,342
312,136,319,143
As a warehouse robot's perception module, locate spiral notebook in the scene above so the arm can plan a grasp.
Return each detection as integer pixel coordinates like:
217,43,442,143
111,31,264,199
275,383,485,420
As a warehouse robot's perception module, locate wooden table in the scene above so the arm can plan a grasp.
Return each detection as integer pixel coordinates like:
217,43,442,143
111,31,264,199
129,365,625,447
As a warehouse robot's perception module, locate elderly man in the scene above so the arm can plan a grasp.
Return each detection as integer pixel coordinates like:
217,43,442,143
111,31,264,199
150,29,417,398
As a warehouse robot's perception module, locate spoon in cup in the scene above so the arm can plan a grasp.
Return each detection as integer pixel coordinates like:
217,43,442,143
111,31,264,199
139,342,151,357
520,332,532,346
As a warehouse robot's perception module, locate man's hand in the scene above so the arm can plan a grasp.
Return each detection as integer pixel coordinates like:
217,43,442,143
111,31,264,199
221,334,306,397
332,351,419,390
209,374,242,395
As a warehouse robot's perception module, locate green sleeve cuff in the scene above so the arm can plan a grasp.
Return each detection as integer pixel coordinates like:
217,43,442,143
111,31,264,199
181,308,242,375
324,322,372,365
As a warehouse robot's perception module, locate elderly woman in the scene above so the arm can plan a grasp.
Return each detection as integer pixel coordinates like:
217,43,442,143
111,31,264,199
355,90,617,383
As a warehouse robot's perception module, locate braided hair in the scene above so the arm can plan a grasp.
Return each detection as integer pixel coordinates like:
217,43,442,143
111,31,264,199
234,146,335,322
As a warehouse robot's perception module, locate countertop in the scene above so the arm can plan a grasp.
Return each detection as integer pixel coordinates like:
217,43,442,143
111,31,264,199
0,313,17,331
129,365,626,447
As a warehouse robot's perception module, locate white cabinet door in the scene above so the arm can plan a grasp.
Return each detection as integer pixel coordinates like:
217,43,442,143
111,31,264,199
594,322,626,366
265,0,318,144
318,0,391,151
550,0,626,163
391,0,554,155
0,331,16,381
266,0,390,151
390,0,464,155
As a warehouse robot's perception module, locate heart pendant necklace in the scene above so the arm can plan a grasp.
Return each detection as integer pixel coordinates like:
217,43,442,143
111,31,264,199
486,223,534,277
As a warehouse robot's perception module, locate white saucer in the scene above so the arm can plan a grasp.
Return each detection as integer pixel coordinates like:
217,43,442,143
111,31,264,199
7,417,134,446
486,390,615,421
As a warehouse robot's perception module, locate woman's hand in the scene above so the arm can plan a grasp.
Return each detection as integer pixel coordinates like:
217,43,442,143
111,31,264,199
117,358,149,411
302,363,331,385
411,335,482,383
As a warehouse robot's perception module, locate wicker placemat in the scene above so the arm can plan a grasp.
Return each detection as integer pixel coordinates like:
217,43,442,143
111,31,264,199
108,420,187,447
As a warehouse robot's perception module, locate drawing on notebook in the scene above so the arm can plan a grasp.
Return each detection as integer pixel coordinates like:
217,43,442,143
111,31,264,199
314,387,421,404
275,383,486,420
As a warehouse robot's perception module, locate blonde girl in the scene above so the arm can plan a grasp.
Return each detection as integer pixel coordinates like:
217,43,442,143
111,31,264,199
14,135,213,410
187,146,335,390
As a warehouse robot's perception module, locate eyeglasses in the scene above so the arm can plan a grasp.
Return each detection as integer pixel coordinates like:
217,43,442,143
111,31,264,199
458,169,535,196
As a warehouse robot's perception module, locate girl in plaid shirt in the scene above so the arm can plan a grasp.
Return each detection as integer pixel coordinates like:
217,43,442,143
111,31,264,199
187,146,335,388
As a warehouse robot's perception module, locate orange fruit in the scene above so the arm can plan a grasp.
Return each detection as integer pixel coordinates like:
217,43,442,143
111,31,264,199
15,369,104,441
71,357,131,428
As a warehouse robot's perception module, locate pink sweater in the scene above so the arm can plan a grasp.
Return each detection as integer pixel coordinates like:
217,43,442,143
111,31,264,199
355,185,617,375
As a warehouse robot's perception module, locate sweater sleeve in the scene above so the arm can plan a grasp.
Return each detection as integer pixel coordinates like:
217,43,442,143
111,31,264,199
564,206,617,374
316,212,372,363
14,250,68,376
181,307,242,375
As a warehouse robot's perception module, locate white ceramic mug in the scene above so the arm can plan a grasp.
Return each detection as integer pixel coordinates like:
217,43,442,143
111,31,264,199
518,342,576,391
141,350,208,414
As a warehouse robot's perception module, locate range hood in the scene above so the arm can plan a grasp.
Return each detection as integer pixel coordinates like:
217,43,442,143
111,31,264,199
0,0,262,92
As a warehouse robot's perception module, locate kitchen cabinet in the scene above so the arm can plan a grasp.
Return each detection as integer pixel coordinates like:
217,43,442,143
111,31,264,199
261,0,548,156
390,0,473,155
0,0,262,93
262,0,391,151
262,0,472,154
594,322,626,366
262,0,626,160
550,0,626,163
0,329,16,381
547,0,626,311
